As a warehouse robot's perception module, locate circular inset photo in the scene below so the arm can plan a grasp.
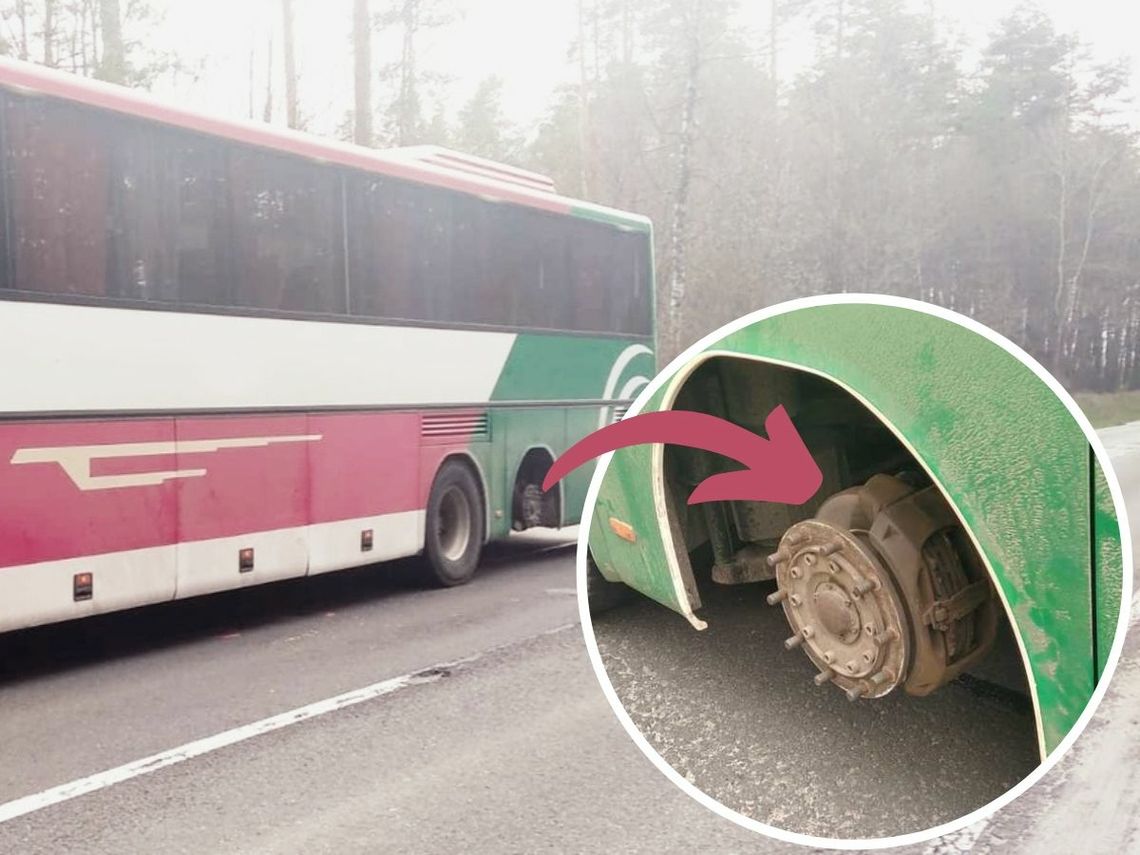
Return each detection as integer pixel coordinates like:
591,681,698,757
574,295,1131,848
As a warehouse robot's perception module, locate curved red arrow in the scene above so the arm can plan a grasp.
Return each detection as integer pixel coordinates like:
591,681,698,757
542,405,823,506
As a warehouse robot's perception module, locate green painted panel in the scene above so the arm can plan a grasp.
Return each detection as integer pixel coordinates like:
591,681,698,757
490,333,653,403
484,332,654,537
1093,456,1123,681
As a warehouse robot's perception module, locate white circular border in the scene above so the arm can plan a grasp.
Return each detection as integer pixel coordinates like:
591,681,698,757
575,293,1134,850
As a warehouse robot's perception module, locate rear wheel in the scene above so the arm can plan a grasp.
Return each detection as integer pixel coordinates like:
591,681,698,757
423,460,485,587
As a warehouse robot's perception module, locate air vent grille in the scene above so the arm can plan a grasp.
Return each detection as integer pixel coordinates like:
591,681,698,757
421,412,490,438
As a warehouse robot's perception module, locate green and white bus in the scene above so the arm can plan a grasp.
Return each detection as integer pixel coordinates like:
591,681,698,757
0,56,655,632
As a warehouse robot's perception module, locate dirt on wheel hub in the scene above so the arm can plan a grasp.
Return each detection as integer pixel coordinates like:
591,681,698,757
766,474,998,700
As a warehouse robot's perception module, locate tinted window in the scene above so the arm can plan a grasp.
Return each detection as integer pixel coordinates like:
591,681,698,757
228,147,344,314
0,95,8,290
347,177,455,322
3,94,111,297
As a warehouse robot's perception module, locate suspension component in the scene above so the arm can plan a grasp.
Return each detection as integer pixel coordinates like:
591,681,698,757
766,473,998,700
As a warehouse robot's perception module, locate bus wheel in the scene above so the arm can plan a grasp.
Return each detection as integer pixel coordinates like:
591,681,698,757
423,460,485,587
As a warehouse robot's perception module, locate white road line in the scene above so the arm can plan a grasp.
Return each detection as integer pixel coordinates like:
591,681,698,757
0,669,444,825
0,622,578,826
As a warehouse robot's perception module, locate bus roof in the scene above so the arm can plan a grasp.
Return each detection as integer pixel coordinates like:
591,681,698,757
0,57,651,232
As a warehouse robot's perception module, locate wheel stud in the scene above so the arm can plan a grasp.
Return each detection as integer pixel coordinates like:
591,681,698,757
814,668,835,686
766,589,788,605
846,684,866,702
874,627,899,645
767,549,790,568
870,669,894,687
784,633,805,650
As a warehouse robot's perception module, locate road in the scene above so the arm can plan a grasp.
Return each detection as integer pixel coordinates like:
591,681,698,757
0,423,1137,853
0,531,772,853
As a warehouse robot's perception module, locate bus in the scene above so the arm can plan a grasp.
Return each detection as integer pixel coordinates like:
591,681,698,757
0,57,656,633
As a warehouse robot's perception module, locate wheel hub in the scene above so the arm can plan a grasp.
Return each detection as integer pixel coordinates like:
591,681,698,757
765,474,997,701
770,519,908,699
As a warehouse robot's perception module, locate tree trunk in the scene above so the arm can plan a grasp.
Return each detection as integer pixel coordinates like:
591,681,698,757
263,35,274,123
281,0,300,128
16,0,29,60
396,0,418,145
576,0,592,197
667,28,701,348
353,0,373,145
97,0,126,83
43,0,55,66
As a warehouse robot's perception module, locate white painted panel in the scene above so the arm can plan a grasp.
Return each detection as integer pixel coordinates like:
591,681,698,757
0,546,176,633
306,510,424,575
0,512,428,632
0,303,517,413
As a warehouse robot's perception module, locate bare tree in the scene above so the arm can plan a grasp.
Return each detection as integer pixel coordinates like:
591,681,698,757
353,0,373,145
96,0,125,83
281,0,300,128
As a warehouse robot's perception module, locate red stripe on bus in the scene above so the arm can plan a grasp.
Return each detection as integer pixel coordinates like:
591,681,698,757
0,410,479,568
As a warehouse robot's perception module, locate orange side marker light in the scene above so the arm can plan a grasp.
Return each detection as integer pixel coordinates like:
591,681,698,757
608,517,637,543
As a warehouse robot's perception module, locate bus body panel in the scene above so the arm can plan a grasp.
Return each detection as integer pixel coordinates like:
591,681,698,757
590,303,1123,755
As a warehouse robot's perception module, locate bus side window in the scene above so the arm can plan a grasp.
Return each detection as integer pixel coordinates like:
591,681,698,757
495,205,539,329
3,94,110,298
570,219,609,333
0,93,8,291
451,194,498,326
408,185,451,323
227,147,344,315
531,212,570,331
166,137,232,309
105,119,179,304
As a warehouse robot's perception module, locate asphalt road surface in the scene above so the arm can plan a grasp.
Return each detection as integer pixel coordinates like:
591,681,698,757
0,531,775,854
0,423,1138,853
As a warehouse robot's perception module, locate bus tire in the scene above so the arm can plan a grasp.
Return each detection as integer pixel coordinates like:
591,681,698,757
423,460,485,587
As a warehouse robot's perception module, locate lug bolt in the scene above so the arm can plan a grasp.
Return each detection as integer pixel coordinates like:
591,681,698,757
870,669,894,687
874,628,900,645
766,549,790,568
846,684,866,702
766,589,788,605
814,668,835,686
784,633,805,650
821,542,842,556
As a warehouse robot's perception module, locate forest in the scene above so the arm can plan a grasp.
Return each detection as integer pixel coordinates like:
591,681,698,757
2,0,1138,392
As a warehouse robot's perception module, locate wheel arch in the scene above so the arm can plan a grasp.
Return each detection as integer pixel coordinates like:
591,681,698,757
512,444,562,528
